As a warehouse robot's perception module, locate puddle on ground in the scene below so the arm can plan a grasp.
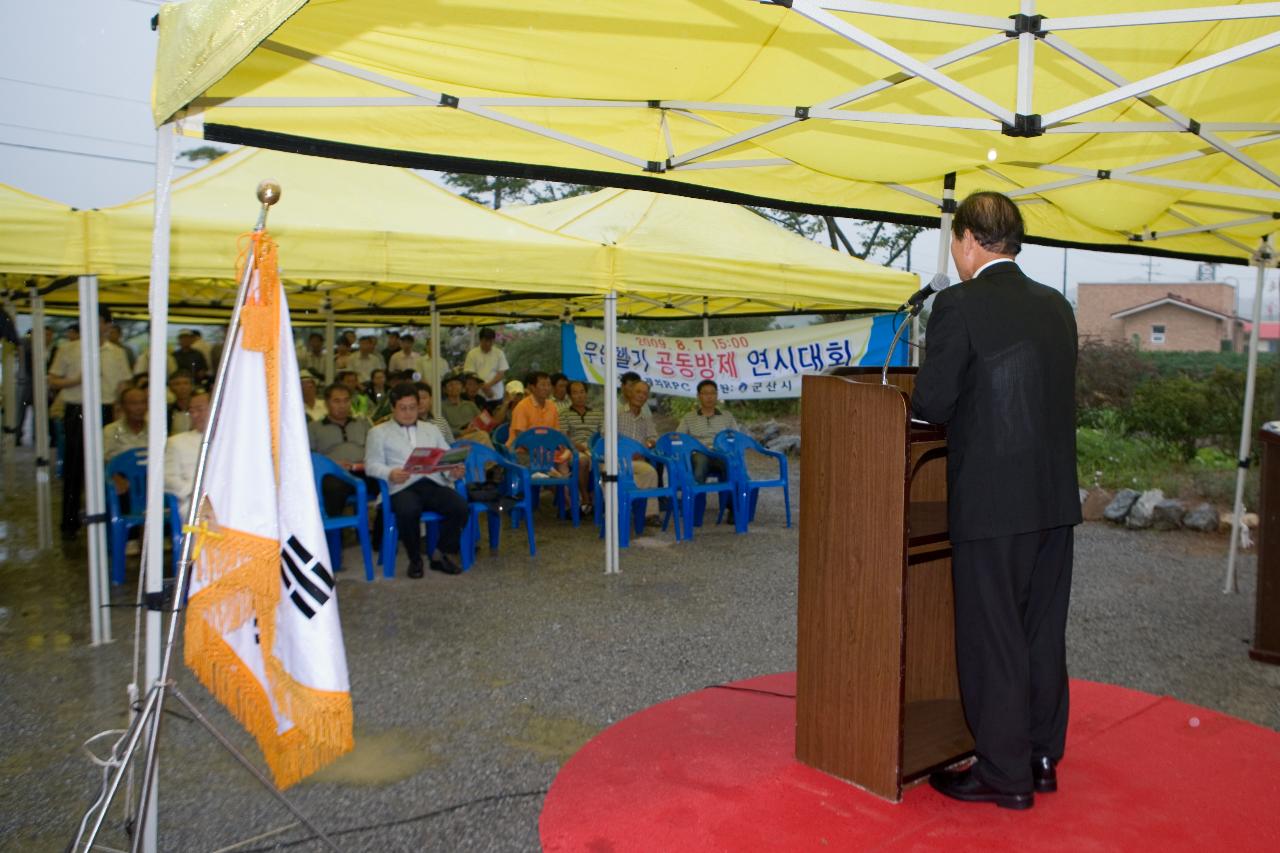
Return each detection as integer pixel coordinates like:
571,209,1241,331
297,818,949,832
503,705,600,763
305,728,443,786
627,536,675,549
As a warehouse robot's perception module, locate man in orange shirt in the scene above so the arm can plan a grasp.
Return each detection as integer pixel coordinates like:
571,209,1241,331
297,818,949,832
508,371,560,445
508,371,572,478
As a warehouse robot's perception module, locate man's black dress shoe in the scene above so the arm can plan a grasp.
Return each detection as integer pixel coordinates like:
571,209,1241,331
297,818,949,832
1032,757,1057,793
407,562,424,579
929,768,1034,810
429,554,462,575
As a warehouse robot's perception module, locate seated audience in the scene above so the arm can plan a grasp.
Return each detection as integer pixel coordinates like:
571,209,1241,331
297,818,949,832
364,383,469,577
617,379,661,523
507,371,560,446
167,369,196,433
367,368,392,422
549,372,570,413
104,385,149,464
675,379,739,483
164,390,211,519
441,374,493,447
561,380,603,513
309,384,374,518
300,374,327,422
338,370,371,419
414,382,455,443
298,332,327,378
381,330,401,366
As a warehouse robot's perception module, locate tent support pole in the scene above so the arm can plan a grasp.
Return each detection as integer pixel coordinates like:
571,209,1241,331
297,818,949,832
920,173,956,367
78,274,110,646
323,299,335,386
1224,236,1273,594
1,298,15,453
134,121,175,853
702,296,710,338
603,290,620,574
31,288,53,550
429,289,442,419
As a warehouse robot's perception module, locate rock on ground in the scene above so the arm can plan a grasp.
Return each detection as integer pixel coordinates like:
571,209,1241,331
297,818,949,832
1126,489,1165,529
1082,488,1113,522
1104,488,1140,523
1182,503,1218,532
1151,499,1185,531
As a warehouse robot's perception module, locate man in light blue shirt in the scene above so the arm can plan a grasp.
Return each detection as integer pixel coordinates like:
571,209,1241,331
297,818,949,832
364,383,469,577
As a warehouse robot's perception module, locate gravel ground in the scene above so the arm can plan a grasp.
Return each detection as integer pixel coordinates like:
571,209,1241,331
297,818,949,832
1,446,1276,852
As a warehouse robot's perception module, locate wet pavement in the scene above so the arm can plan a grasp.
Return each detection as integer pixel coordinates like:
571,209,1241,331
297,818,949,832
1,443,1277,852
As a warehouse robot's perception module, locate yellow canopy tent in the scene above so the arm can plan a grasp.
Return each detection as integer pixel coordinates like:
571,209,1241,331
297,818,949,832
505,188,913,318
154,0,1280,265
0,184,86,281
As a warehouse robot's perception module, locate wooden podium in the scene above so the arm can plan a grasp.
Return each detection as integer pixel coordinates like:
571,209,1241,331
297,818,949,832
796,368,973,801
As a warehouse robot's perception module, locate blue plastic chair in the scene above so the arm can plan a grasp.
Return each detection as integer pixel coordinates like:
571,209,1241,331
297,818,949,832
453,440,536,563
310,453,375,581
513,426,581,527
104,448,182,585
491,421,510,447
372,477,442,578
714,429,792,529
590,435,681,547
655,433,743,539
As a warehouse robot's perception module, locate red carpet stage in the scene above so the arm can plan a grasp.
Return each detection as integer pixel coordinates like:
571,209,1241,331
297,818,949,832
541,673,1280,852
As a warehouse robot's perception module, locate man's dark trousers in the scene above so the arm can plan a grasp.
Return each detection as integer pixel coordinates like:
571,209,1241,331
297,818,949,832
389,478,469,562
952,525,1073,793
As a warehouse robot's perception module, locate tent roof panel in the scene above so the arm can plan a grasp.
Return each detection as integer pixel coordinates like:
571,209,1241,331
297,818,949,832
155,0,1280,263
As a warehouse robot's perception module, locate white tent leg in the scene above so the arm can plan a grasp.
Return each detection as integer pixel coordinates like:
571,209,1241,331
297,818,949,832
603,290,620,574
1224,237,1274,593
137,121,175,853
31,289,53,550
429,291,442,419
1,299,15,452
78,274,110,646
918,174,957,366
323,299,335,386
702,296,710,338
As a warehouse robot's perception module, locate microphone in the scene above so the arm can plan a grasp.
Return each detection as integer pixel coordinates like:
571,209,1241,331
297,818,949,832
898,273,950,314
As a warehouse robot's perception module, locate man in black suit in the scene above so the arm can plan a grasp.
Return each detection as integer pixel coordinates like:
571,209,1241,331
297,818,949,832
912,191,1081,810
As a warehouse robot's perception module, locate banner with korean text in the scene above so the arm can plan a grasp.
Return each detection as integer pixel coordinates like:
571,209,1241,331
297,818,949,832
561,315,906,399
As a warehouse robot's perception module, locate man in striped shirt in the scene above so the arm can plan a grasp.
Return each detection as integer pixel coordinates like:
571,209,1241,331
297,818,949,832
676,379,739,483
617,379,661,522
562,380,604,512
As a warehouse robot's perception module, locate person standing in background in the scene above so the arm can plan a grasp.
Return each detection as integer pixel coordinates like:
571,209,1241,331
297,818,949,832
463,328,508,411
48,305,133,540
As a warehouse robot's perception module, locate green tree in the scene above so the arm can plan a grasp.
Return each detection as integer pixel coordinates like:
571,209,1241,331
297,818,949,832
441,173,597,209
179,145,229,164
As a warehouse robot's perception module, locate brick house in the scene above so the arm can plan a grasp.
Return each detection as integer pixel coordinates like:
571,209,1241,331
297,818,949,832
1076,282,1245,352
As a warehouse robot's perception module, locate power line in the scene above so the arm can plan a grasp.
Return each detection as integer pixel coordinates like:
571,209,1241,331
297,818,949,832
0,139,194,170
0,74,149,106
0,120,153,151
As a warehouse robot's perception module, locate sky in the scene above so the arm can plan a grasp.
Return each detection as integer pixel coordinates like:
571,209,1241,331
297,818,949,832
1,0,1277,321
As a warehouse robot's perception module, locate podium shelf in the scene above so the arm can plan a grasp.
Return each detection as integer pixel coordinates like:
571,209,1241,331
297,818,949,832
907,501,949,556
902,698,973,780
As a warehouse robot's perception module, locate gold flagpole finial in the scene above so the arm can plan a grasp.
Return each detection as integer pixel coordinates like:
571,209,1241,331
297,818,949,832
256,180,282,206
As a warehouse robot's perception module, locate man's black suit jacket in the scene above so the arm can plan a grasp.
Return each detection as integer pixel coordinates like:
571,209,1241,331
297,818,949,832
911,260,1082,543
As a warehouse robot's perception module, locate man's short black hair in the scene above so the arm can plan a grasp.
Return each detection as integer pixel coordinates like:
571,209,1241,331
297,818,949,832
337,370,357,382
399,334,414,345
567,380,588,395
952,191,1023,256
120,385,147,403
390,382,419,406
478,327,496,340
528,370,550,386
168,368,193,382
359,335,376,344
620,371,641,386
414,381,434,397
696,379,717,394
324,383,350,401
308,331,323,341
550,372,567,385
98,305,113,324
385,330,400,338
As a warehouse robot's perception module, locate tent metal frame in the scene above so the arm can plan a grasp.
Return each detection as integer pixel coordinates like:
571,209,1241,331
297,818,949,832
177,1,1280,260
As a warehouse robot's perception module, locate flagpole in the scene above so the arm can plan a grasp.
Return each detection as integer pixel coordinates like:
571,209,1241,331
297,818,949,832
74,185,341,853
124,181,283,853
